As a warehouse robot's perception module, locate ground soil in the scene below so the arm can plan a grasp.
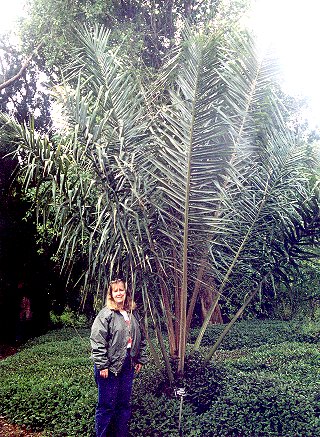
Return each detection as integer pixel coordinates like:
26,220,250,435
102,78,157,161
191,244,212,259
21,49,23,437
0,344,18,360
0,417,43,437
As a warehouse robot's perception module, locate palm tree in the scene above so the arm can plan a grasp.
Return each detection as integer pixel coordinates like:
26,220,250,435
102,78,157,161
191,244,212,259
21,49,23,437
1,23,319,377
142,27,319,373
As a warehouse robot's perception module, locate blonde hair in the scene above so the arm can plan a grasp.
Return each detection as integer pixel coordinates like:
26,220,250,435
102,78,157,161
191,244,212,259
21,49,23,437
105,279,136,311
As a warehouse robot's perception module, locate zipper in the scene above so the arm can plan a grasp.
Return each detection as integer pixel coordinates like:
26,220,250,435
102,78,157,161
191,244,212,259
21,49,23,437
113,346,128,376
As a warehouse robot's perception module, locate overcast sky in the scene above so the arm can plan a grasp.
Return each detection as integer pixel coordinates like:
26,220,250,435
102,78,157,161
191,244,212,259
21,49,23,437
0,0,26,33
247,0,320,128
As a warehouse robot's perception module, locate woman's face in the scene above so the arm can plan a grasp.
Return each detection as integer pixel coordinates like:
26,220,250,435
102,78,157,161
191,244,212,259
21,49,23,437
111,281,126,308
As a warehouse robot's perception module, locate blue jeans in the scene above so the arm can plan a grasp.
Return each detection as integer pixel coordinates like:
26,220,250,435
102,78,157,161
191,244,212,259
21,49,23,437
94,351,134,437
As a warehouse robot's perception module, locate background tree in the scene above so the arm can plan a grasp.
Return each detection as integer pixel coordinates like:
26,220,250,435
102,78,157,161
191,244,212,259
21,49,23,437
20,0,248,74
0,37,51,131
0,32,57,343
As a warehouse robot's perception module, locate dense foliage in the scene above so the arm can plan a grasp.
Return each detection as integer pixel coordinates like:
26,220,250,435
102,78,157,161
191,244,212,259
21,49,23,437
0,29,54,343
0,8,319,437
0,0,319,382
21,0,247,72
1,320,319,436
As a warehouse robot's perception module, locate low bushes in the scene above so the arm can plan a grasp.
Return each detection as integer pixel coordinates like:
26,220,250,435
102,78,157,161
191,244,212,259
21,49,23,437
131,343,320,436
198,343,320,437
0,322,319,436
189,319,320,349
0,329,95,436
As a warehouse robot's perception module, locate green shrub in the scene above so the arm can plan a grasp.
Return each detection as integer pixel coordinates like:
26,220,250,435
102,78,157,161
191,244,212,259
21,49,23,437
189,319,320,350
133,342,320,437
49,308,89,329
204,342,320,437
184,352,226,413
0,323,319,436
0,329,95,436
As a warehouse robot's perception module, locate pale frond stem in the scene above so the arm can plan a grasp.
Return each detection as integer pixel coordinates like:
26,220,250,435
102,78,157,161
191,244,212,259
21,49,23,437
143,325,162,371
193,292,220,351
148,235,176,356
143,285,173,379
155,314,175,384
141,285,162,371
178,50,202,375
234,56,262,156
219,174,269,291
147,291,174,383
204,275,269,362
158,269,177,357
173,246,181,355
216,53,263,188
193,173,271,350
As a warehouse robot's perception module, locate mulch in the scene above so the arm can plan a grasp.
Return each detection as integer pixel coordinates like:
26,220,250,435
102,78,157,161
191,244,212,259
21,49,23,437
0,344,18,360
0,417,43,437
0,345,43,436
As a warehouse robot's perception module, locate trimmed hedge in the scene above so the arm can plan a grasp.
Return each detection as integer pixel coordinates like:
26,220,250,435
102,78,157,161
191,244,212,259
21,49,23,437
189,319,320,350
195,343,320,437
0,322,319,436
0,329,95,436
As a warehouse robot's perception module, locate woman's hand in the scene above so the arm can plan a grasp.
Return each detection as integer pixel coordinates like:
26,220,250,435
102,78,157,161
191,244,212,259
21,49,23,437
100,369,109,378
135,363,142,373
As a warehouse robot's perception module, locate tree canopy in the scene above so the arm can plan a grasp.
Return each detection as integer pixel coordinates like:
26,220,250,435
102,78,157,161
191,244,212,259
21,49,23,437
20,0,248,73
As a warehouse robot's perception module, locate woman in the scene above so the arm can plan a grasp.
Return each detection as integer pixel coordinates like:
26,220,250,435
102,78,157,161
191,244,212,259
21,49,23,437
90,278,148,437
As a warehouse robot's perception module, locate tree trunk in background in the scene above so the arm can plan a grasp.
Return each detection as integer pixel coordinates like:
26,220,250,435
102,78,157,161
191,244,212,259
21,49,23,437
200,282,223,324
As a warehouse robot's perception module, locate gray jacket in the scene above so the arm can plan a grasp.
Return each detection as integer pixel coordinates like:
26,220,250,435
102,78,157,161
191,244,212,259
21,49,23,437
90,307,148,375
